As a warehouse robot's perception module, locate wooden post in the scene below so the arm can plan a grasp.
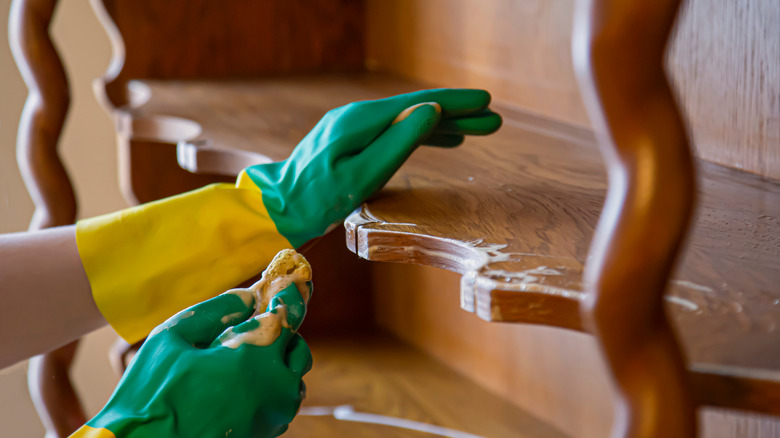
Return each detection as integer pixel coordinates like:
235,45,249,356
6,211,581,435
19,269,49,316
9,0,87,436
573,0,698,436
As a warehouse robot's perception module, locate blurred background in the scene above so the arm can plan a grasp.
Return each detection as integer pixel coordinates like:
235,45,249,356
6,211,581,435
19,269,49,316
1,1,125,435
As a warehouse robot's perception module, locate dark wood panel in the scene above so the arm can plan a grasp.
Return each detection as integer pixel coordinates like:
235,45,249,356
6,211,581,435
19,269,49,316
93,0,365,107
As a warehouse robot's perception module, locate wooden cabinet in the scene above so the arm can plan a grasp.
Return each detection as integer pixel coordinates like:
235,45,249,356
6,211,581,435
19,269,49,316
12,0,778,436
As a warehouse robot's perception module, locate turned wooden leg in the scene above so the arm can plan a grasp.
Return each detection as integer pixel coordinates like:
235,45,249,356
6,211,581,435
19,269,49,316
28,342,88,438
10,0,86,435
108,338,144,375
573,0,698,436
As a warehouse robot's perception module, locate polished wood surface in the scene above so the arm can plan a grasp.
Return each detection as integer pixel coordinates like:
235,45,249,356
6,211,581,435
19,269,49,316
6,0,771,435
9,0,86,436
286,331,567,438
370,263,615,438
365,0,780,180
92,0,365,108
119,73,426,161
670,0,780,179
82,0,780,435
691,366,780,415
110,73,780,418
700,409,780,438
574,0,697,436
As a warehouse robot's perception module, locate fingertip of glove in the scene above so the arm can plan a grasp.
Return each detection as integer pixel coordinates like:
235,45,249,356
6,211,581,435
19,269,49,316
480,110,503,133
449,88,492,109
392,102,441,125
478,89,492,105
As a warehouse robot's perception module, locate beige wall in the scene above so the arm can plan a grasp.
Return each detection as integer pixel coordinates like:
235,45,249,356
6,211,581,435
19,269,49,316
1,1,125,436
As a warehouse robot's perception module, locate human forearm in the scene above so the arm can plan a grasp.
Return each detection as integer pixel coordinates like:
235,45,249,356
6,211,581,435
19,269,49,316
0,88,501,371
0,226,106,368
0,183,291,369
75,183,292,344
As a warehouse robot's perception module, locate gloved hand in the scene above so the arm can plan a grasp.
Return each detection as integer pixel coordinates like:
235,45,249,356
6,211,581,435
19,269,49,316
241,89,502,247
76,89,501,343
71,282,313,438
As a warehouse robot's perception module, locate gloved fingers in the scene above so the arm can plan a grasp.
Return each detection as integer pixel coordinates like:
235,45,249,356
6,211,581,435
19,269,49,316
267,281,310,332
421,133,464,148
285,333,313,378
156,289,256,348
435,109,503,136
322,90,492,157
375,88,492,118
345,103,440,188
210,309,282,350
274,90,494,176
273,424,289,437
210,281,310,351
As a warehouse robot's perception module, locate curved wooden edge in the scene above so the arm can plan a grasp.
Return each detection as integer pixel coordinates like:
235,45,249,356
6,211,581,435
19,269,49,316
102,79,274,178
347,204,760,332
116,113,202,143
89,0,128,109
346,206,780,413
101,80,237,205
9,0,76,229
346,207,586,331
573,0,698,436
115,109,274,177
108,338,142,376
177,141,273,176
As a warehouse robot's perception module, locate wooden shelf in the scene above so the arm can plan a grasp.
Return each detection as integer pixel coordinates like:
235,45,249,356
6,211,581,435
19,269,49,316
286,331,566,438
117,72,780,414
118,72,434,175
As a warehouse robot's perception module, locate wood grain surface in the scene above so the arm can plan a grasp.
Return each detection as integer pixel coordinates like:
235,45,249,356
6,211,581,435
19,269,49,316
349,93,780,414
111,73,780,418
84,0,780,433
92,0,365,108
285,331,567,438
365,0,780,180
670,0,780,179
369,262,615,438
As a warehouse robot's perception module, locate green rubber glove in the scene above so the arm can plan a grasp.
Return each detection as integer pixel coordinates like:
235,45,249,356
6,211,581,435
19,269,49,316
76,89,501,345
73,284,312,438
243,88,502,247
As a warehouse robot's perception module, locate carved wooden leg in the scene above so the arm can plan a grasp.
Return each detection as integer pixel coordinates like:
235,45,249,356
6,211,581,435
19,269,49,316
108,338,143,375
28,342,87,438
573,0,698,436
9,0,86,436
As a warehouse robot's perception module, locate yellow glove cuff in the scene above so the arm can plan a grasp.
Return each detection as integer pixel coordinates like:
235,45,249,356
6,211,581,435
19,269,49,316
76,183,292,343
70,425,115,438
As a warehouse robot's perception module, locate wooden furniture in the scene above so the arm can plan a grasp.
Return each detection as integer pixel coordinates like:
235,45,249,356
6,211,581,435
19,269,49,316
9,0,88,435
12,0,778,436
